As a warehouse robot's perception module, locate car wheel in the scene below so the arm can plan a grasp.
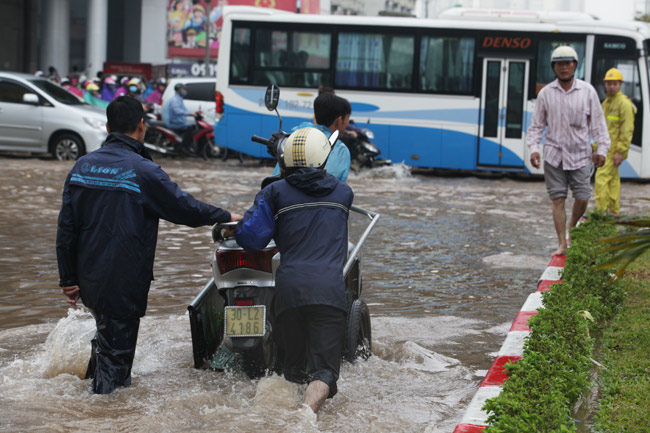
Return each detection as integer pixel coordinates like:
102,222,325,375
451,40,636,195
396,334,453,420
52,133,85,161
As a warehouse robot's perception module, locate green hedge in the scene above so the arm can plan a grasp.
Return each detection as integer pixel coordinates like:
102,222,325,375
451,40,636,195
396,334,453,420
482,214,622,432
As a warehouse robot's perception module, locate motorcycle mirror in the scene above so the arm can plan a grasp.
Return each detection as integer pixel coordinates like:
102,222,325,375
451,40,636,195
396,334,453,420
264,85,280,111
328,130,339,148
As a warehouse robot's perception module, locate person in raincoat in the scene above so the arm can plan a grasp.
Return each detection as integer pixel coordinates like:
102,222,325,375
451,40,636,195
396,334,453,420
83,82,109,109
271,91,351,182
236,127,353,414
594,67,636,217
114,77,130,98
101,75,117,102
56,96,241,394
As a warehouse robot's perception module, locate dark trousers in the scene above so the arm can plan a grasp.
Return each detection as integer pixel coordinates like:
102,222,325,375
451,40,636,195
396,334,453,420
85,311,140,394
275,305,346,398
171,126,195,154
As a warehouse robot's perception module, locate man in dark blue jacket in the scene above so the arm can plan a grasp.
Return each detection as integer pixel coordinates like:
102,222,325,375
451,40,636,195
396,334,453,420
235,127,353,414
56,96,241,394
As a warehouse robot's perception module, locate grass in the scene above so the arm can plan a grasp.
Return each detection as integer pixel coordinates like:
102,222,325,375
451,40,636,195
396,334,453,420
594,255,650,432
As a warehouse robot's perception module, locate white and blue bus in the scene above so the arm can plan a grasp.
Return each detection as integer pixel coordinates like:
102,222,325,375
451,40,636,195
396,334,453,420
213,7,650,178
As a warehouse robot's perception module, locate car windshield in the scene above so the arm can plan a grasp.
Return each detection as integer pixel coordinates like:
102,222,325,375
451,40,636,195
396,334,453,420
28,79,84,105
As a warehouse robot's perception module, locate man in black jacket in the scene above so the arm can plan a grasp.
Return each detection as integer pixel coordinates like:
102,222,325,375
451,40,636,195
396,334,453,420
56,96,241,394
235,127,353,414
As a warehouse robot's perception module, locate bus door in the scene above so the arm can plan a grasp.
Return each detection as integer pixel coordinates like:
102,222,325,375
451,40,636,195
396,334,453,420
478,58,529,168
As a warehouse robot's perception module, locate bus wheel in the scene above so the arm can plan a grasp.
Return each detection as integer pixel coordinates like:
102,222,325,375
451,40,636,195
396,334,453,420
344,299,372,362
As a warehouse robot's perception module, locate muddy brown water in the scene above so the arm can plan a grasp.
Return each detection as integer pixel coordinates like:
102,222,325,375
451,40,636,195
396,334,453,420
1,156,648,432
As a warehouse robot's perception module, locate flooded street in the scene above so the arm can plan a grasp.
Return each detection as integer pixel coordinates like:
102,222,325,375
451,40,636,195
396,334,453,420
1,156,648,432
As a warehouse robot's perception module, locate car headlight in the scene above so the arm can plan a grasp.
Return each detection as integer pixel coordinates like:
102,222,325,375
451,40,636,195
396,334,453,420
83,117,106,130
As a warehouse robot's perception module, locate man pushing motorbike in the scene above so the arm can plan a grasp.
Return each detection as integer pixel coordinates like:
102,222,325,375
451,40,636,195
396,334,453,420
235,127,353,414
56,96,241,394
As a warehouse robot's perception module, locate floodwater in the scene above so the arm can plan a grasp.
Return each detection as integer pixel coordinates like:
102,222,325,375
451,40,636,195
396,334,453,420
1,156,649,433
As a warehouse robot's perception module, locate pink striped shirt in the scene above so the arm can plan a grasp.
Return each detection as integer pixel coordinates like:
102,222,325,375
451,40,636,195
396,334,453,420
527,78,610,170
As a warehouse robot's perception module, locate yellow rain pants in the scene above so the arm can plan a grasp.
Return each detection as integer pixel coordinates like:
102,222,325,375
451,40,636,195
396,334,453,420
595,91,635,214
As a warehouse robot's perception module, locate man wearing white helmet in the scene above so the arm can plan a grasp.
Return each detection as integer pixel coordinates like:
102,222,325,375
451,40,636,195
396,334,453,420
527,45,611,256
235,127,354,415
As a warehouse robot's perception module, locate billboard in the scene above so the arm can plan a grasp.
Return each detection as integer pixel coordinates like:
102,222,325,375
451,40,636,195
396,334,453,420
167,0,299,59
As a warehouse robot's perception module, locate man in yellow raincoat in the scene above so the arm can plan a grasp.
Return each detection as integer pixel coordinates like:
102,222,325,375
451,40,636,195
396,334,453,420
595,68,635,216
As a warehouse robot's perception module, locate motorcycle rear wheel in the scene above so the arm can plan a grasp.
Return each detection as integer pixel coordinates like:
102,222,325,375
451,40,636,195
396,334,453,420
242,330,277,378
344,299,372,362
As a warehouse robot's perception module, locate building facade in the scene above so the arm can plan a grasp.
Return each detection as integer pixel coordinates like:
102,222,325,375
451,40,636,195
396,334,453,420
0,0,640,79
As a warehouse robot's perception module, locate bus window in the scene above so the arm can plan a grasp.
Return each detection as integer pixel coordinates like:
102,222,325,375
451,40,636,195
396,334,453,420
419,36,475,94
592,36,642,146
230,27,251,84
252,29,331,88
535,39,585,95
335,33,414,90
593,59,642,146
593,59,641,101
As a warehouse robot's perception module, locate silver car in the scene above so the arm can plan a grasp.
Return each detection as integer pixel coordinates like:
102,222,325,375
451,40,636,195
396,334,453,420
0,72,107,160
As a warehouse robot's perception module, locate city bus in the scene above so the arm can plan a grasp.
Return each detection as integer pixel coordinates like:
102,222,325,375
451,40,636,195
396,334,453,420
213,6,650,178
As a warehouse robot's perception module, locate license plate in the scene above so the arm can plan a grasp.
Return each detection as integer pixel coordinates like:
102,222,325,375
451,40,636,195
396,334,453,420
224,306,266,337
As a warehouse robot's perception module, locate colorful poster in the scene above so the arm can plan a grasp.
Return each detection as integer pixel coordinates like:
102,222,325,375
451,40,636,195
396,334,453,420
167,0,298,59
299,0,320,14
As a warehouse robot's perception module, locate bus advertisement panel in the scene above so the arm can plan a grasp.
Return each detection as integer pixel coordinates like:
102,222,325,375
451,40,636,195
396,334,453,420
166,0,298,59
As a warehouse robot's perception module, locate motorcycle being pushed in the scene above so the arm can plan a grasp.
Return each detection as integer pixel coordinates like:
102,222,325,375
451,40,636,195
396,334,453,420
188,85,381,378
144,111,223,160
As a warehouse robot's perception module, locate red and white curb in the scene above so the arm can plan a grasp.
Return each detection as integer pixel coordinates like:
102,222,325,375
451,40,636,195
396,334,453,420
452,254,566,432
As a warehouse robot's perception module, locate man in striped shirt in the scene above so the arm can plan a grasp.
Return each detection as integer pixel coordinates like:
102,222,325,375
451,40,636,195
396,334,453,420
527,46,610,257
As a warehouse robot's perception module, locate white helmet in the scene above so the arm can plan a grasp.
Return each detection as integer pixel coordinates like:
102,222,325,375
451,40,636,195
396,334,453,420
283,128,332,169
551,46,579,64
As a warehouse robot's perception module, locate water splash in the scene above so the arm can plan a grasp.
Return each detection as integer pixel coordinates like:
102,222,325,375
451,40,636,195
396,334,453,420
40,308,95,378
353,163,412,180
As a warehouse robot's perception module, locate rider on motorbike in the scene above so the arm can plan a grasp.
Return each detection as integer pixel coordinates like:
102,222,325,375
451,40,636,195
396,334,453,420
162,83,198,154
271,92,351,182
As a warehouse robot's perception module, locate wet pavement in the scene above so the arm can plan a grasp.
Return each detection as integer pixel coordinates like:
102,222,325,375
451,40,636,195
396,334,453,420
1,155,648,432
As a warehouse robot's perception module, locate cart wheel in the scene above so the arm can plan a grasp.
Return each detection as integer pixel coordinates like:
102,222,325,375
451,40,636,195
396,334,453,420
344,299,372,362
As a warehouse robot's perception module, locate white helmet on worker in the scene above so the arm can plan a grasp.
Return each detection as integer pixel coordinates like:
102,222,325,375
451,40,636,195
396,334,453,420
550,46,579,65
283,128,333,169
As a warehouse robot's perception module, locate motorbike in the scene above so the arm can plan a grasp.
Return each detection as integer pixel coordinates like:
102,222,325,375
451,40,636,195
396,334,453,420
188,85,380,378
143,111,223,160
340,121,391,172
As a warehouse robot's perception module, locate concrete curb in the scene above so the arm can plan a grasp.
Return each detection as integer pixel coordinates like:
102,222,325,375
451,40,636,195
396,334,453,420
452,254,566,432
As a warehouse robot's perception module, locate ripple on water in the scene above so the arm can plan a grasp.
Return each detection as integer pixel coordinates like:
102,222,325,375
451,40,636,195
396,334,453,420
0,312,495,433
481,252,549,269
